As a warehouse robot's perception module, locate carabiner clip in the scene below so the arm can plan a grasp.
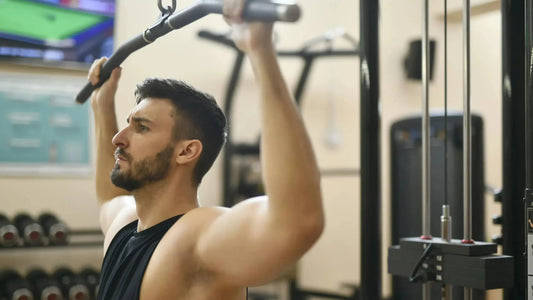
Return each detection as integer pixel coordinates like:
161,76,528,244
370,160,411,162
158,0,177,16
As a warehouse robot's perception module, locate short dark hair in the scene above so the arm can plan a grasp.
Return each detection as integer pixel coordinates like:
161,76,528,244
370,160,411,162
135,78,227,185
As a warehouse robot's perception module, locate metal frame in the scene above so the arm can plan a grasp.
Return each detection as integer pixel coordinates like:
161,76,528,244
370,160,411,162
502,0,527,299
359,0,381,299
196,29,359,208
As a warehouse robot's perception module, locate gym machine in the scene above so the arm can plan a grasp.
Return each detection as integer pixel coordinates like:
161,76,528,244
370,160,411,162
196,27,359,207
387,1,514,300
75,0,302,103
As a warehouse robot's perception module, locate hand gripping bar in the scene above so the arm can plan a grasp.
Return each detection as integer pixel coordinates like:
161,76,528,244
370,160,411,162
75,0,301,104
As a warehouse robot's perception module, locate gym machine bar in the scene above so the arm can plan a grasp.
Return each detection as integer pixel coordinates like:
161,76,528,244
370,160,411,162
75,0,301,104
421,0,431,243
527,1,533,190
502,0,526,299
197,30,359,57
462,0,473,246
525,0,533,298
359,0,381,298
441,0,452,299
463,0,473,299
421,0,431,299
222,51,245,208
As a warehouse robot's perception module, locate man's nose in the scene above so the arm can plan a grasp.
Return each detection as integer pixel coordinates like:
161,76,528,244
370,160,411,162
112,127,129,148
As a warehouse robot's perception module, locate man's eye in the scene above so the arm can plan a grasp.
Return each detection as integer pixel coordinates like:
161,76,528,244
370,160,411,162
139,125,148,132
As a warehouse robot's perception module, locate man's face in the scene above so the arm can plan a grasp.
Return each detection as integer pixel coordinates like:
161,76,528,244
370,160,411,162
110,98,177,191
110,144,173,191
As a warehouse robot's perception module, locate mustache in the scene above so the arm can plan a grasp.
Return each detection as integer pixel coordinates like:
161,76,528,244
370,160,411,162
114,148,131,161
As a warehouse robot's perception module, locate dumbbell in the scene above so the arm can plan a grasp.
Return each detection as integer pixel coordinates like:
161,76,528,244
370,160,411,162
52,268,89,300
38,213,68,245
26,268,63,300
78,268,99,300
0,214,20,247
13,214,44,246
0,269,34,300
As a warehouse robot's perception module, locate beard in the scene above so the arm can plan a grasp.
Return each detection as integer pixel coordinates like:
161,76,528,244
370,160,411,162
110,144,174,192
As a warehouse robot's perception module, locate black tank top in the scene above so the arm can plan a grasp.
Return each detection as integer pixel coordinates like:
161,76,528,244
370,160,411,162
97,214,184,300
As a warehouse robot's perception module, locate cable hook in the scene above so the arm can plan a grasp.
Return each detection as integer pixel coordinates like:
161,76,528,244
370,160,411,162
158,0,177,15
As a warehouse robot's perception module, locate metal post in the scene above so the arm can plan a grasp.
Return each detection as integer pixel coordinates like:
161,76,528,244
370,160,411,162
359,0,381,298
501,0,526,298
223,51,245,207
421,1,432,299
462,0,473,298
462,0,473,245
441,205,452,300
293,57,314,105
526,0,533,190
421,0,432,242
524,0,533,298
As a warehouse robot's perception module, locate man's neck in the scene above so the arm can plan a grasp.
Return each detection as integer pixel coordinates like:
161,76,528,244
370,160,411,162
132,177,199,231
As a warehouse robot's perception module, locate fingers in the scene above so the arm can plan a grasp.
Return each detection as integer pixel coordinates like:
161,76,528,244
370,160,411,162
222,0,246,23
108,66,122,85
88,57,108,86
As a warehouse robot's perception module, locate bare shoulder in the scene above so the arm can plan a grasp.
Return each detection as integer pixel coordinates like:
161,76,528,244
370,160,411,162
182,206,230,224
175,197,268,232
164,197,268,247
167,206,230,239
102,196,138,254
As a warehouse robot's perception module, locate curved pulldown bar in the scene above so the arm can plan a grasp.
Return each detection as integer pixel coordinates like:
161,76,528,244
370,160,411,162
75,0,301,104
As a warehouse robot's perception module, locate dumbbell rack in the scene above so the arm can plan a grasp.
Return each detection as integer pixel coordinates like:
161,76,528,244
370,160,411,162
0,220,103,300
0,229,103,250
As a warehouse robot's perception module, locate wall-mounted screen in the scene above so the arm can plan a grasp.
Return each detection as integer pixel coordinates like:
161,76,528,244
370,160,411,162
0,72,91,176
0,0,115,68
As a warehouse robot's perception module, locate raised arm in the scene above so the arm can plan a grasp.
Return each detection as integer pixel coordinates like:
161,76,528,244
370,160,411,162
194,1,324,286
88,58,135,235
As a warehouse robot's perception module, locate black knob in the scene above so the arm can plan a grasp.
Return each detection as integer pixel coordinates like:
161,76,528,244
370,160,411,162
53,268,90,300
38,213,69,245
492,234,503,245
492,214,503,225
0,214,20,247
493,188,503,203
13,213,44,246
26,268,63,300
0,269,34,300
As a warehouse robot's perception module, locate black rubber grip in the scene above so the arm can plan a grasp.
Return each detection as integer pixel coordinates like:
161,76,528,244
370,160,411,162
243,0,301,22
75,35,149,104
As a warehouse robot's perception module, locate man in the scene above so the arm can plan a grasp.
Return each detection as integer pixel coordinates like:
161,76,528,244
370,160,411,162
89,0,324,298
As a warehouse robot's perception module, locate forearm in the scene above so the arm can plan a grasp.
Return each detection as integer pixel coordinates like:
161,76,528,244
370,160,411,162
248,46,323,226
92,101,129,204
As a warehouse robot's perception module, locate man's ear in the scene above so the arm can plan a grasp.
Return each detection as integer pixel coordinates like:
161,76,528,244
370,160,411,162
175,139,203,165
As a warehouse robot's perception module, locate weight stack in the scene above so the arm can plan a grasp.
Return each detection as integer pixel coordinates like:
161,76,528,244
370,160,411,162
390,113,485,300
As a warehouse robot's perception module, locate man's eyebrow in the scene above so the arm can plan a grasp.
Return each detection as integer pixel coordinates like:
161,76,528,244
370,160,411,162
126,116,153,124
